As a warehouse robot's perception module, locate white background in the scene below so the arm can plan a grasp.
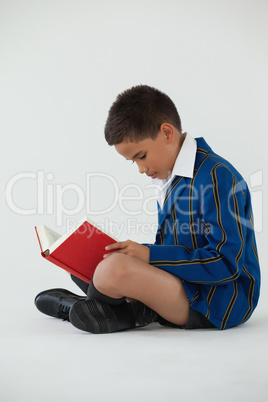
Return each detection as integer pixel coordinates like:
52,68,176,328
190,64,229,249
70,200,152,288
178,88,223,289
1,1,267,401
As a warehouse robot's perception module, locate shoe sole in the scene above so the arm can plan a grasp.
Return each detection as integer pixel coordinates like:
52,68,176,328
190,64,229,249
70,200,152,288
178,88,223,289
70,300,120,334
70,300,157,334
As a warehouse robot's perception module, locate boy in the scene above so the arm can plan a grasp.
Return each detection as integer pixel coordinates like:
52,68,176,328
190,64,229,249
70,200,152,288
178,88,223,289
35,85,261,333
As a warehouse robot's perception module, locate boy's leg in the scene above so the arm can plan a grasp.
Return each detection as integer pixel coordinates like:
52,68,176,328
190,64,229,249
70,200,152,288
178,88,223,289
93,253,189,326
69,253,189,332
70,274,89,294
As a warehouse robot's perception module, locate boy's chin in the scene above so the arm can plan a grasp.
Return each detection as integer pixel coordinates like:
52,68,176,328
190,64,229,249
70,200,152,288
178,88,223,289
158,172,170,180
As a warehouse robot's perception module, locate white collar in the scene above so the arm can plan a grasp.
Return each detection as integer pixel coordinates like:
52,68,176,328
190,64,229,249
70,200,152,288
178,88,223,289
171,132,197,179
153,132,197,208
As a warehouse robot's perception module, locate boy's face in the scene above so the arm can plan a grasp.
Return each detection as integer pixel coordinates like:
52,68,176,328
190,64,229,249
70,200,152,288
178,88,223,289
115,125,181,180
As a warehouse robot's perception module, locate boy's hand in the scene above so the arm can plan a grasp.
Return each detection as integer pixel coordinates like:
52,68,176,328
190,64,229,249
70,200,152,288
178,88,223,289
104,240,150,264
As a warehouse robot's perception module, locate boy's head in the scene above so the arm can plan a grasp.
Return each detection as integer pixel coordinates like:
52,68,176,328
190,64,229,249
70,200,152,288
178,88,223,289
104,85,182,145
105,85,184,180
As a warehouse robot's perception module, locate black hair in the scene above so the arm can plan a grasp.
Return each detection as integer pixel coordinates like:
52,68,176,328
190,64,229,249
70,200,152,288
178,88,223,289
104,85,182,145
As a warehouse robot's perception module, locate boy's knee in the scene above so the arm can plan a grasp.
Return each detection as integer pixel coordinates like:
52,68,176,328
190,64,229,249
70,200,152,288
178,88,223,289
93,254,128,291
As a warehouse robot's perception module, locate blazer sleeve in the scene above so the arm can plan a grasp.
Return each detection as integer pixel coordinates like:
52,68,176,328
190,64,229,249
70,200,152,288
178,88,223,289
149,165,248,285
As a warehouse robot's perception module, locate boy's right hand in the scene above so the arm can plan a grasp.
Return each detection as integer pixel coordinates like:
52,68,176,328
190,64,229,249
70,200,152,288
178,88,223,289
104,240,150,264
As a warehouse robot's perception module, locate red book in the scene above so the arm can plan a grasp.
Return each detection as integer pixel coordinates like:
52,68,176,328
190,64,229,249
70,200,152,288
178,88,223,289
35,217,117,283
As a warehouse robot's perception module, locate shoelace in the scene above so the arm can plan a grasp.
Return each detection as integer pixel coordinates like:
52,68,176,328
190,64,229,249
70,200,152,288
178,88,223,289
58,304,71,321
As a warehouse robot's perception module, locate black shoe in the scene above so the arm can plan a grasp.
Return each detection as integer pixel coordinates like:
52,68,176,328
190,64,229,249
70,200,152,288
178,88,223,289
130,300,158,327
69,299,157,334
34,288,86,321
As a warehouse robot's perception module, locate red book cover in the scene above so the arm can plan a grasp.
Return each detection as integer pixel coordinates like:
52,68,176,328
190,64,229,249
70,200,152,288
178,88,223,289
35,218,117,283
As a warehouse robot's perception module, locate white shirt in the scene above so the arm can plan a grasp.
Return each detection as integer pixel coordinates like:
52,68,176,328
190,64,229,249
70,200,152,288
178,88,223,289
153,132,197,209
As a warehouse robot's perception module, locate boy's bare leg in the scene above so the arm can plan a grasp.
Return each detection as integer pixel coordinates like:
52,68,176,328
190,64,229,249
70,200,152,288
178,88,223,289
93,253,189,326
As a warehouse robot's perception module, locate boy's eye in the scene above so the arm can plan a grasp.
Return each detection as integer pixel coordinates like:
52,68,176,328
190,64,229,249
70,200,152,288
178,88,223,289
131,154,146,164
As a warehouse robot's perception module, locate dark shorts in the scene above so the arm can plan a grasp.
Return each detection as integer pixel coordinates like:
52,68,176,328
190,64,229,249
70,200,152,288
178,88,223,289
158,308,216,330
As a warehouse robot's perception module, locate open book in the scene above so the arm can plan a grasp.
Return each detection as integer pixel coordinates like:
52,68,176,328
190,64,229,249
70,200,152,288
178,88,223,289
35,217,117,283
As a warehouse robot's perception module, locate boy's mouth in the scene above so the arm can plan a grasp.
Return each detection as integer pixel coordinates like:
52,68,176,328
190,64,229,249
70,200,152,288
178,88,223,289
147,172,158,179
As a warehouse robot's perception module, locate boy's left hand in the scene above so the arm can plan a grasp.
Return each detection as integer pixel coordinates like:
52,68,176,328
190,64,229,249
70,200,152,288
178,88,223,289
104,240,150,264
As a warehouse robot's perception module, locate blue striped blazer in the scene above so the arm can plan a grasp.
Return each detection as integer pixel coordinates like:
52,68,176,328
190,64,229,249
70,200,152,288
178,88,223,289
149,137,261,330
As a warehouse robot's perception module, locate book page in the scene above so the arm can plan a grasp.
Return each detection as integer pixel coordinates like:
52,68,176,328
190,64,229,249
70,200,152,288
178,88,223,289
36,225,61,252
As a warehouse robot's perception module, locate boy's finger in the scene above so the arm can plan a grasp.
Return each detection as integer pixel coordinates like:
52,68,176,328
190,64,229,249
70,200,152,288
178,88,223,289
105,241,125,251
105,242,122,251
105,243,118,250
103,253,114,258
103,247,127,258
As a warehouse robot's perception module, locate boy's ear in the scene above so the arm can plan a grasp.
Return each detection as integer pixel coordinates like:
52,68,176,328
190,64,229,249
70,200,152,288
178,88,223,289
160,123,175,143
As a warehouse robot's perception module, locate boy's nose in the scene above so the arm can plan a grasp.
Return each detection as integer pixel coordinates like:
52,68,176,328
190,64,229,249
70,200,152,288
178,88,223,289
138,164,148,174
